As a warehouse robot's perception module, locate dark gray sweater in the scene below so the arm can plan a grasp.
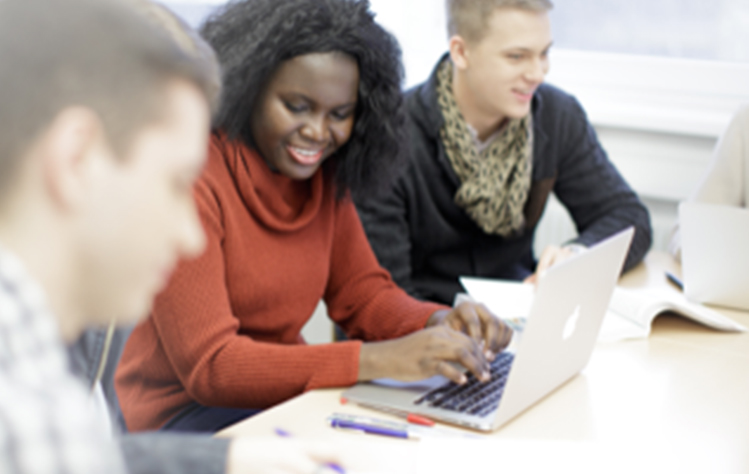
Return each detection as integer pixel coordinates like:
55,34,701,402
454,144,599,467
357,59,652,305
69,328,229,474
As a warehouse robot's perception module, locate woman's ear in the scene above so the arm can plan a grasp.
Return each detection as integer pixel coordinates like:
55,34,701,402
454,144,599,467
448,35,470,70
41,107,104,212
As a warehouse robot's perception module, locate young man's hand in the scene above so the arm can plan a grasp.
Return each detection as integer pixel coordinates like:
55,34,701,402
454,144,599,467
524,244,585,284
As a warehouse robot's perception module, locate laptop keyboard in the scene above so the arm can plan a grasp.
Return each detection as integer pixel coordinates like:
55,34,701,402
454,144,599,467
414,352,514,417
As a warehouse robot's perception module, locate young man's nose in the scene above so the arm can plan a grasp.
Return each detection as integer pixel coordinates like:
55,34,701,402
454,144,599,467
525,57,548,84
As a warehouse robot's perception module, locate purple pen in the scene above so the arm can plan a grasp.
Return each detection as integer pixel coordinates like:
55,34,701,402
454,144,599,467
274,427,347,474
274,427,293,438
329,418,413,439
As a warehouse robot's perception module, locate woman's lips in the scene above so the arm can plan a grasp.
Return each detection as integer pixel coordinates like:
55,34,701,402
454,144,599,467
287,145,324,165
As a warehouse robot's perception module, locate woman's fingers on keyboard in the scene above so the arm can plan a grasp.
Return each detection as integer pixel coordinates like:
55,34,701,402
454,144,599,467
472,303,513,357
440,330,490,383
491,317,514,355
434,360,468,385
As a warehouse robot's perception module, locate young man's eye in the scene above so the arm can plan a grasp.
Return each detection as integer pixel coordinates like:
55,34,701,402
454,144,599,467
507,53,524,61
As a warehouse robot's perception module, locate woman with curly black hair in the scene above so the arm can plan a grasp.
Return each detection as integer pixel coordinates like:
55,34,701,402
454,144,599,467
116,0,512,434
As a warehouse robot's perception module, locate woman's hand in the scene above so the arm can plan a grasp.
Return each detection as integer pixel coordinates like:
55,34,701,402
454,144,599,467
358,301,513,385
358,325,492,385
425,301,513,359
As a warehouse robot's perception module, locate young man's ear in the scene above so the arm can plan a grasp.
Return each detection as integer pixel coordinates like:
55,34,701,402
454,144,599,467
448,35,470,70
41,107,104,211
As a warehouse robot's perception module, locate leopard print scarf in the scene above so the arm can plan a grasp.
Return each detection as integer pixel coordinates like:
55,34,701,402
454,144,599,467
436,59,533,237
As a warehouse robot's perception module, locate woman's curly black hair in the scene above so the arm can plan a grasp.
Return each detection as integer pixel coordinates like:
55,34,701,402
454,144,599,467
200,0,405,201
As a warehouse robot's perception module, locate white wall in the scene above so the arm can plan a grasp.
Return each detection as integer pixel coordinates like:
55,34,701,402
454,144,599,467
549,0,749,63
368,0,448,88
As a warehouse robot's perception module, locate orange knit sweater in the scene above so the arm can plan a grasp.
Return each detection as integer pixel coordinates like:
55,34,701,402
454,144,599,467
115,133,445,432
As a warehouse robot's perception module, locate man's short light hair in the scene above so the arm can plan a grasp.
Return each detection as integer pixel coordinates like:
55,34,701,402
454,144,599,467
0,0,217,200
447,0,554,43
126,0,222,115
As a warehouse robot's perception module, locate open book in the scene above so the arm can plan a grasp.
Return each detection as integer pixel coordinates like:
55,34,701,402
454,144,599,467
458,277,746,342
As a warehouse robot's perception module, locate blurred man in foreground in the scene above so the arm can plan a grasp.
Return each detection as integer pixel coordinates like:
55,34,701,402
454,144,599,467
0,0,370,472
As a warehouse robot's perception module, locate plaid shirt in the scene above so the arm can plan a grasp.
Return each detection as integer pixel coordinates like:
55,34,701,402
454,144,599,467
0,248,127,474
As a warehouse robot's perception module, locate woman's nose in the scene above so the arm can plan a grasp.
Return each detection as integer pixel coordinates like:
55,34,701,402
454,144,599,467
299,115,330,143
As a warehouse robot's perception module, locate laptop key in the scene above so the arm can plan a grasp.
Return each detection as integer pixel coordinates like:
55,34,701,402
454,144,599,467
415,352,514,415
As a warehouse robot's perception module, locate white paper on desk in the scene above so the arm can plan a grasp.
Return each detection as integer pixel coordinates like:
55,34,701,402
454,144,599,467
458,276,534,319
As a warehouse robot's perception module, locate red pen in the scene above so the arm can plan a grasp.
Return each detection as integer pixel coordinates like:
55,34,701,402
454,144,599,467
405,413,435,426
347,401,437,427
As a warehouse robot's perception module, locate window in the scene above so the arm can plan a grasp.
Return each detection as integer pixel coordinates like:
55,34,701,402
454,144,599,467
550,0,749,63
161,0,450,87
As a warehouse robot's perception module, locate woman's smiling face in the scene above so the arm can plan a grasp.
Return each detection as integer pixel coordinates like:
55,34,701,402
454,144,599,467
250,52,359,180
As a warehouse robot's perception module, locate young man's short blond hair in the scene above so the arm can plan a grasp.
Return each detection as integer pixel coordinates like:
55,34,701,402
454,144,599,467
126,0,222,115
446,0,553,43
0,0,218,200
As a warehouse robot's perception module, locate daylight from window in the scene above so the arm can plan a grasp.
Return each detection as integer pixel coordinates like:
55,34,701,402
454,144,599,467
164,0,749,88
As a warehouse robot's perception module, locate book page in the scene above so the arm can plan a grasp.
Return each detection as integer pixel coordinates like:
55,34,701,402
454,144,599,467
604,286,746,340
598,310,649,342
637,287,746,332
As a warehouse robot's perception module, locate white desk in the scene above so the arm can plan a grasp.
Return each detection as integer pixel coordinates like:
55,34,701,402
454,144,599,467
219,253,749,473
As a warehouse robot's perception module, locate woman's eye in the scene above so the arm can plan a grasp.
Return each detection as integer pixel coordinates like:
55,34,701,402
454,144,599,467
331,109,354,121
508,54,524,61
284,102,308,113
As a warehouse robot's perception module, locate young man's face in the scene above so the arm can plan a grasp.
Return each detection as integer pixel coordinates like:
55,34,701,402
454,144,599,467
79,79,209,325
459,7,552,122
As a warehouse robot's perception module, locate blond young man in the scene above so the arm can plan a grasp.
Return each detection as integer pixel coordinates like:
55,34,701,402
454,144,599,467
358,0,652,304
0,0,369,473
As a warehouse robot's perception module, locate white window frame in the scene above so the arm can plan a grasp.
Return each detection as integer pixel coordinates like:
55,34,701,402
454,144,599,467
545,49,749,203
546,49,749,139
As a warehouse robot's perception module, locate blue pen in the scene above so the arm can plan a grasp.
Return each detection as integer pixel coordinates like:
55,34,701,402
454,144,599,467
329,417,419,440
665,271,684,291
274,428,346,474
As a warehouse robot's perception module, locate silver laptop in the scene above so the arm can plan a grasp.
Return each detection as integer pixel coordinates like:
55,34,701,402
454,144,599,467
679,202,749,311
342,227,634,432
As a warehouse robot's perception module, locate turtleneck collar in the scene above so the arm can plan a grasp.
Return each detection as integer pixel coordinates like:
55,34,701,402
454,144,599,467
215,133,325,232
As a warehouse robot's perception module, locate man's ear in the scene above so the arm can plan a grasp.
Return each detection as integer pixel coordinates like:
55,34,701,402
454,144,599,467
448,35,470,70
41,107,104,211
